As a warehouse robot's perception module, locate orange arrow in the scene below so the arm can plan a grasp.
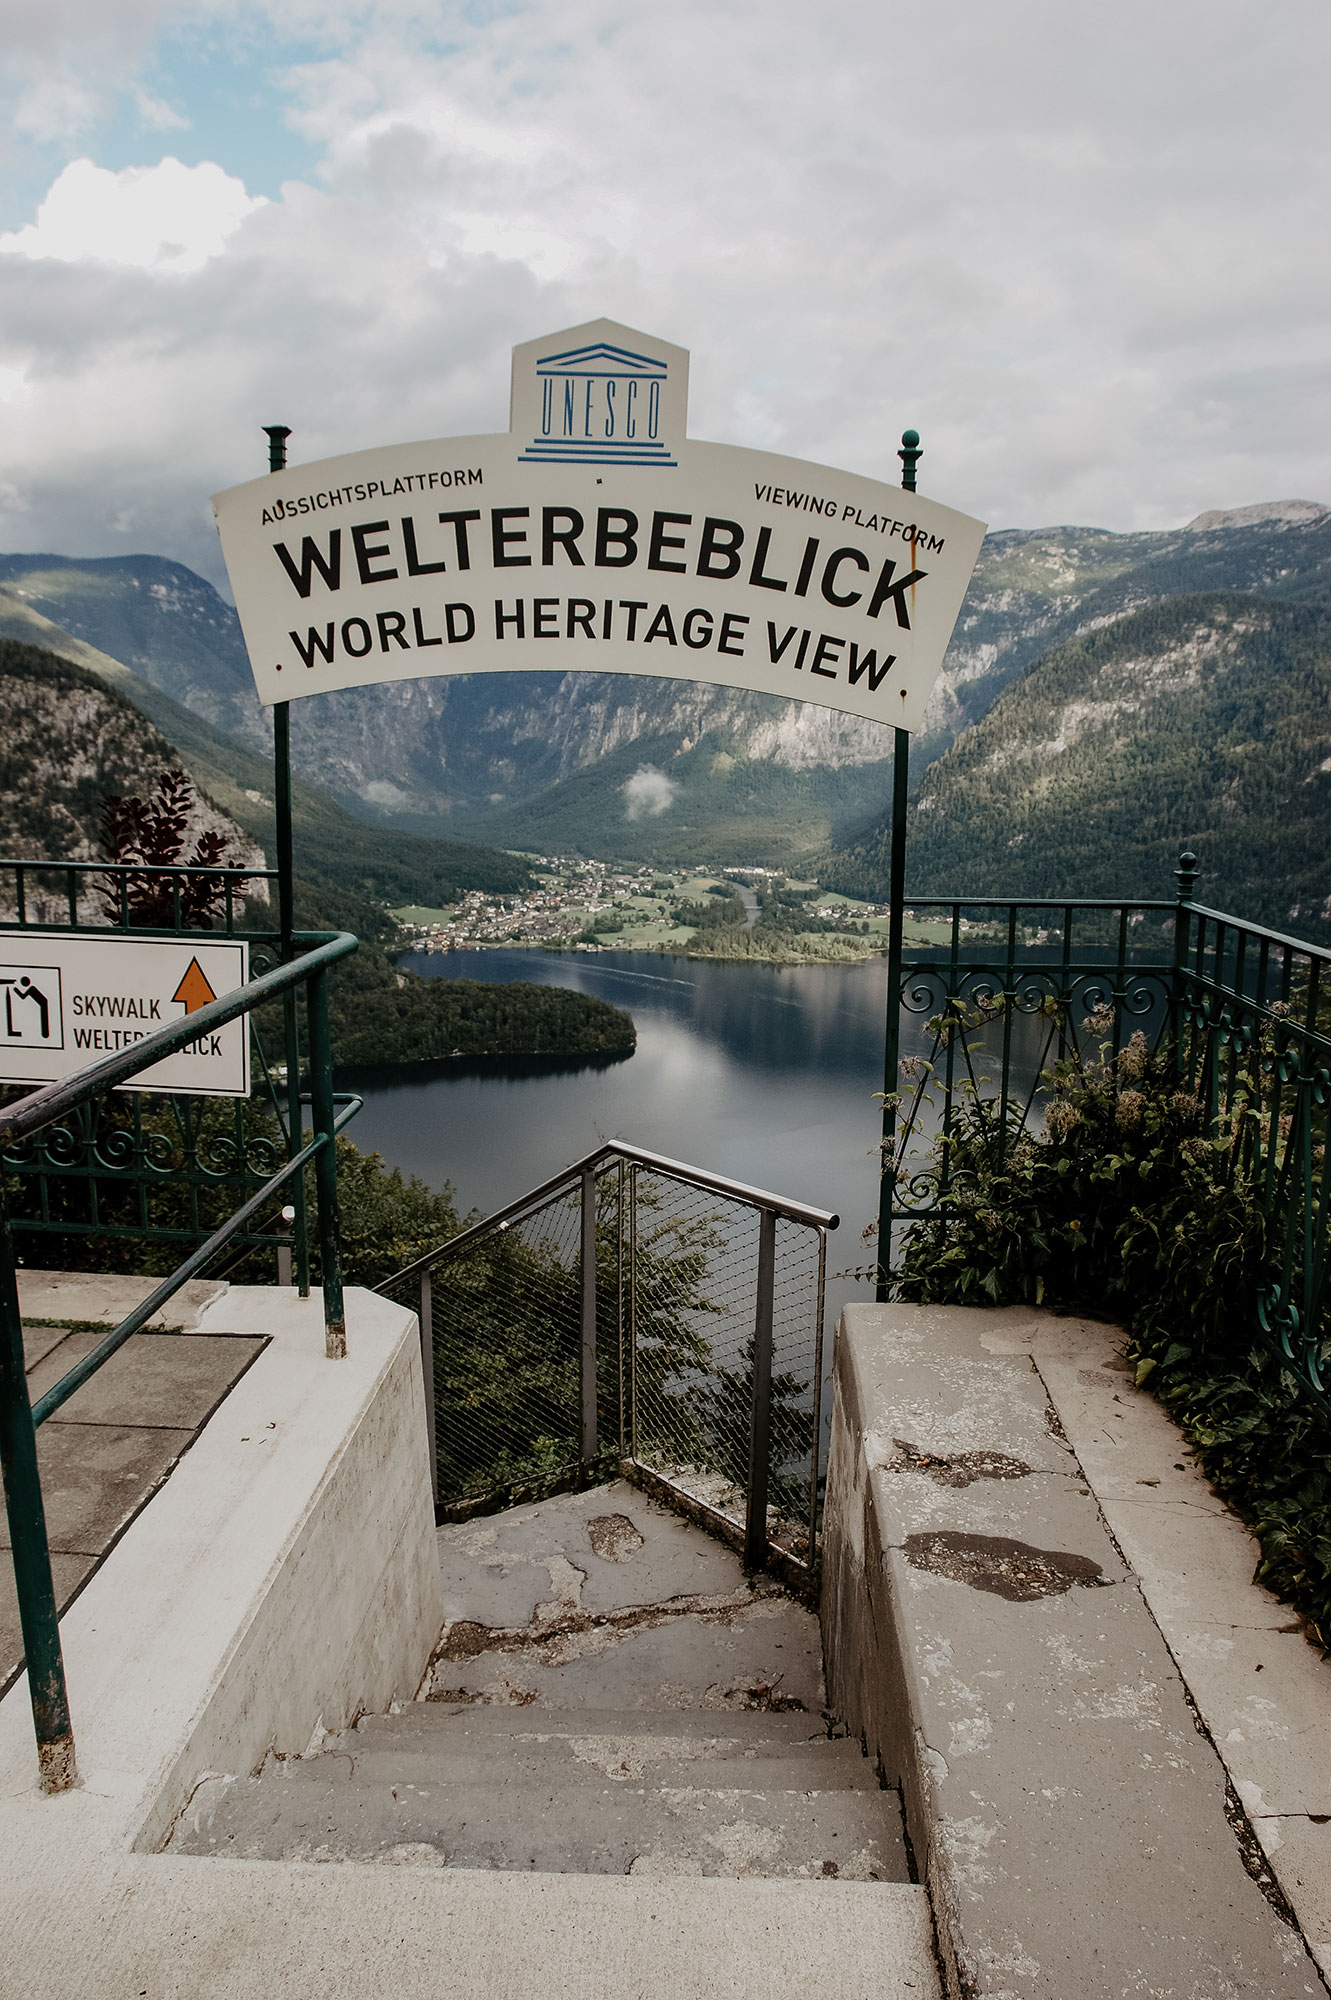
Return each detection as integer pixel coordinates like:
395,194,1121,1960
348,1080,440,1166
171,957,217,1014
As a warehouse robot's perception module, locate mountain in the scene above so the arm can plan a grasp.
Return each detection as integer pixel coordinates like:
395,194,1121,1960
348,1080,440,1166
0,584,531,908
0,637,266,917
0,636,631,1067
917,500,1331,762
5,498,1329,877
827,591,1331,939
0,553,266,748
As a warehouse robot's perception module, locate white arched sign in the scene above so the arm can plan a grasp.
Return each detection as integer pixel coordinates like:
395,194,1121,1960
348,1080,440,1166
212,319,986,733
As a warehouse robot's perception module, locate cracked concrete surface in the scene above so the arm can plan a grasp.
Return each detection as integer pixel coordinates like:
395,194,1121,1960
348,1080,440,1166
981,1307,1331,1983
168,1479,916,1894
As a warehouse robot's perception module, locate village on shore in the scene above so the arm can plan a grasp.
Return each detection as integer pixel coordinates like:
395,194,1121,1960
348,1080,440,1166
387,855,985,963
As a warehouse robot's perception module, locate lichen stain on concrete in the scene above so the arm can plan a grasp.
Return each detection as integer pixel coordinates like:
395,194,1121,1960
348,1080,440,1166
380,1841,447,1866
586,1513,646,1562
902,1530,1108,1602
889,1438,1032,1488
939,1811,998,1889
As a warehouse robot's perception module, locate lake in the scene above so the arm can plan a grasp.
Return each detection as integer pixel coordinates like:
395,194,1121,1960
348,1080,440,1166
345,946,902,1323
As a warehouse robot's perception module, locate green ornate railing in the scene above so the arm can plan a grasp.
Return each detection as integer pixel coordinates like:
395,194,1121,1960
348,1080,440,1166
0,859,310,1280
0,919,360,1795
883,855,1331,1403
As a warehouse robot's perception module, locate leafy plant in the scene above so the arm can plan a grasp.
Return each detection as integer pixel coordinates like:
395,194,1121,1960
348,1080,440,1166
99,767,243,928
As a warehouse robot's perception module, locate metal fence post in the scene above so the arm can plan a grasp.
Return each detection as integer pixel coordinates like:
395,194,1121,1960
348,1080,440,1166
420,1268,438,1509
306,966,347,1358
744,1206,777,1571
276,1202,295,1288
580,1167,597,1463
264,425,311,1301
1172,851,1198,1081
0,1209,77,1793
876,428,922,1303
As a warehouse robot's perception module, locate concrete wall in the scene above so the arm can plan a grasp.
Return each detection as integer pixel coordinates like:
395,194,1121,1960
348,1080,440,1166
0,1285,442,1854
136,1285,443,1849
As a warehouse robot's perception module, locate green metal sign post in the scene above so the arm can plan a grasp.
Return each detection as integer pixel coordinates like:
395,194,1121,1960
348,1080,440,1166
262,424,310,1296
876,429,922,1302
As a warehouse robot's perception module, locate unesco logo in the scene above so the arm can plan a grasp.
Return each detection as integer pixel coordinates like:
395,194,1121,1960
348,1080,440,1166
519,339,677,467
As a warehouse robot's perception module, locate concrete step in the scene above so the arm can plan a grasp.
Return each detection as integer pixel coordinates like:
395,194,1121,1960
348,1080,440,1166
357,1701,844,1749
172,1765,909,1880
318,1729,878,1796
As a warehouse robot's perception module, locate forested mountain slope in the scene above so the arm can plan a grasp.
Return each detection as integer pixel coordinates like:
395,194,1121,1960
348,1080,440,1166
0,638,264,888
827,594,1331,937
0,585,530,907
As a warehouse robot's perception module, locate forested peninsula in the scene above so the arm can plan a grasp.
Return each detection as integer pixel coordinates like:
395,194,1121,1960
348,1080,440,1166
297,880,635,1068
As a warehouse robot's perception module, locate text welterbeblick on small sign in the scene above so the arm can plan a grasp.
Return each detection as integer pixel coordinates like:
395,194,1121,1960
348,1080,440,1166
0,935,249,1096
211,319,987,734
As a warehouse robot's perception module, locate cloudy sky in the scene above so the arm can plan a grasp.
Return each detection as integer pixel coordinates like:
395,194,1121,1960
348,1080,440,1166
1,0,1327,591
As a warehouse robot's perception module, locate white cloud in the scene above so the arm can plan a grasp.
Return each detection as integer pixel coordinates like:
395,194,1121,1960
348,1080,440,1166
0,157,263,273
0,0,1327,589
623,768,678,821
133,88,190,134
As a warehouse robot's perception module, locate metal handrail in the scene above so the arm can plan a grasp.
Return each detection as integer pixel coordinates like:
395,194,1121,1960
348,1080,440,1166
380,1138,837,1582
382,1136,839,1290
1182,901,1331,968
897,895,1176,912
0,926,360,1796
881,862,1331,1406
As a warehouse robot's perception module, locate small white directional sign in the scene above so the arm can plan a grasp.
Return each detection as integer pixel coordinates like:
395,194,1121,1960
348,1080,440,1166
0,935,249,1096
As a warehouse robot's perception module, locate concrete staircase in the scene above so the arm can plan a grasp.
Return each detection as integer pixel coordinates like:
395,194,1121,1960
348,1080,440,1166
169,1482,911,1885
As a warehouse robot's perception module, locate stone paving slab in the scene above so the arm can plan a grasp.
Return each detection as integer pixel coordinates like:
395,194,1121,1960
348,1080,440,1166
978,1306,1331,1978
0,1551,96,1690
2,1284,264,1694
428,1481,826,1714
438,1482,746,1627
21,1322,74,1369
16,1269,226,1329
25,1329,265,1428
428,1592,825,1712
12,1419,194,1555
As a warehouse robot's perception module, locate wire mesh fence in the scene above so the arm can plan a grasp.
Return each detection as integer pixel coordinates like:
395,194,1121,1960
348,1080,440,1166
629,1168,824,1565
380,1144,830,1570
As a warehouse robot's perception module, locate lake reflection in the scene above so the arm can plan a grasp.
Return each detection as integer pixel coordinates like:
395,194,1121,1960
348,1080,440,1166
346,948,891,1227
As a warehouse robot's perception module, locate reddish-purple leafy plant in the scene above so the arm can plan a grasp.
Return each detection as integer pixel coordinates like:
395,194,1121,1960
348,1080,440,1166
99,768,243,928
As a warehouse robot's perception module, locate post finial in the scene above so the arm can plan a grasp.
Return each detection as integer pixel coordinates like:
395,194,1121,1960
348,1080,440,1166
1175,851,1198,903
263,425,292,472
898,428,922,493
